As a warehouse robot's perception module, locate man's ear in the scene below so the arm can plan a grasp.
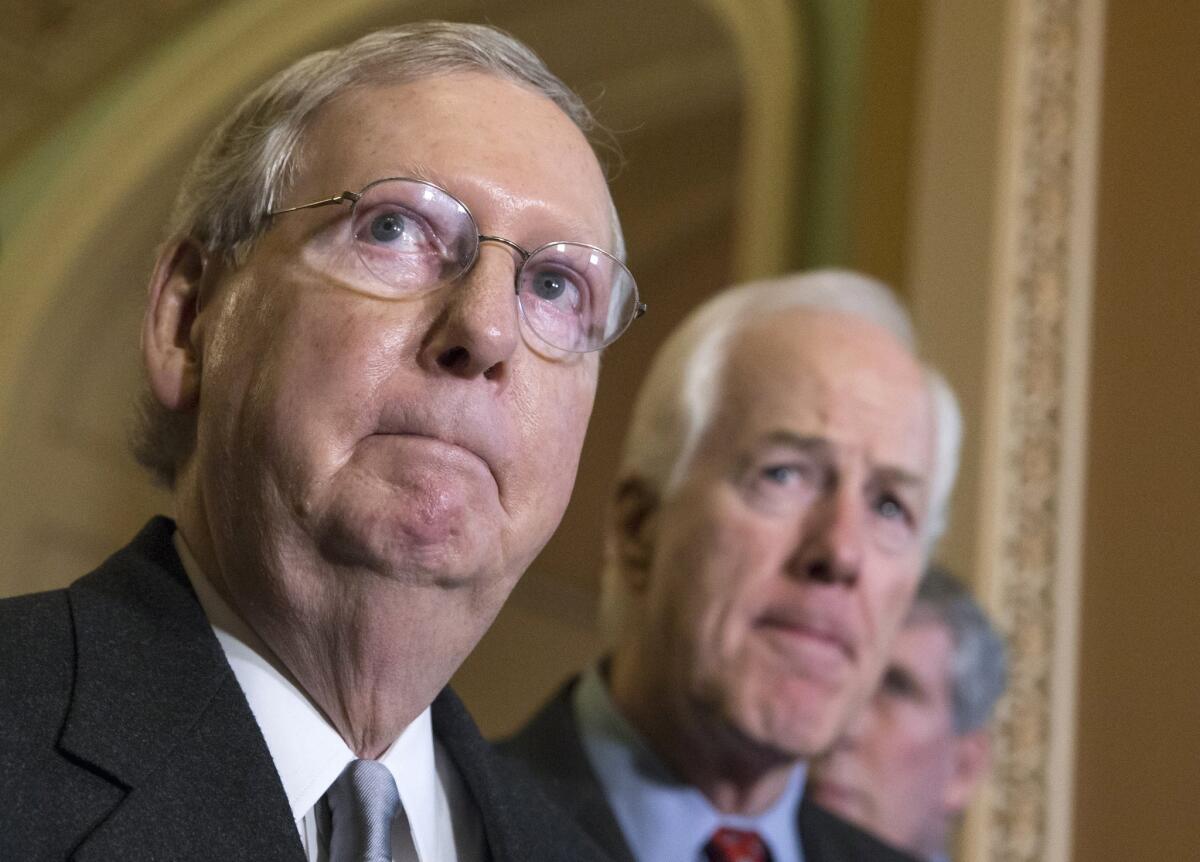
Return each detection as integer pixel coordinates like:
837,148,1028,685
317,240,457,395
142,238,209,412
609,476,660,592
943,727,992,815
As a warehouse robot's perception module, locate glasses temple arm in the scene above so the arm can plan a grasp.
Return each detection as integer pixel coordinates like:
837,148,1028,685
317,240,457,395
267,190,361,217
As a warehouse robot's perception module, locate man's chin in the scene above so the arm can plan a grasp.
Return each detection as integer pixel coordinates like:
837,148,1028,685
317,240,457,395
809,779,870,821
730,686,849,761
314,507,494,589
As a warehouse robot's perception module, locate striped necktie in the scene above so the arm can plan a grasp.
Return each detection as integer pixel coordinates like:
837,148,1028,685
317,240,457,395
325,759,401,862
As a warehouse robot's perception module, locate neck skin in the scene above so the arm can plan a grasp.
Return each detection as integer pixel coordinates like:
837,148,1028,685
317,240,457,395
607,644,799,816
174,484,496,759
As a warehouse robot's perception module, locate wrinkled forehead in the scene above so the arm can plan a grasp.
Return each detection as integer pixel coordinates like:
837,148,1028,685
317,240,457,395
713,309,935,475
288,74,615,245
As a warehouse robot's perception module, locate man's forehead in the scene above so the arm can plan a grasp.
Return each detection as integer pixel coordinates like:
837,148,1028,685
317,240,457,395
726,307,921,383
893,618,956,688
291,76,609,223
714,309,935,474
904,606,952,640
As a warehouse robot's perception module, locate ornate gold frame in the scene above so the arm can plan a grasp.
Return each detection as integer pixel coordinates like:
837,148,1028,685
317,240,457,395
969,1,1105,860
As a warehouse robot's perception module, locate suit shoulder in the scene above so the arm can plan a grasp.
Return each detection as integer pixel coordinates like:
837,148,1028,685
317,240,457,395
0,586,71,635
0,587,93,855
495,677,580,773
800,799,924,862
434,688,611,862
0,589,75,723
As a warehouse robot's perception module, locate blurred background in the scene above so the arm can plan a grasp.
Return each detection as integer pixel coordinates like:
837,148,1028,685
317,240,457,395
0,1,1196,859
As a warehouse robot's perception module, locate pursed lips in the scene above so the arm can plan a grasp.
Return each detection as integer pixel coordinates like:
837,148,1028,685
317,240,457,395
371,416,506,490
755,607,857,662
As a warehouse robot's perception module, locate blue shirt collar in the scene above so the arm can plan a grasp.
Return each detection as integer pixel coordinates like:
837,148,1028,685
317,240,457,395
573,664,807,862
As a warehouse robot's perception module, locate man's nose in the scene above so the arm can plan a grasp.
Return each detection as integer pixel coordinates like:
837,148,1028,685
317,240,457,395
787,487,865,587
421,244,521,381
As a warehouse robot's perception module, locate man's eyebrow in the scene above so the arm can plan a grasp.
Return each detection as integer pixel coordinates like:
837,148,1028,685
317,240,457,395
755,432,928,488
732,432,829,478
757,431,834,455
870,464,927,490
375,166,609,248
377,163,439,185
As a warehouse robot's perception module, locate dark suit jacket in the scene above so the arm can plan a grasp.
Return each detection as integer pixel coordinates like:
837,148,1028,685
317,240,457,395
499,677,922,862
0,518,608,862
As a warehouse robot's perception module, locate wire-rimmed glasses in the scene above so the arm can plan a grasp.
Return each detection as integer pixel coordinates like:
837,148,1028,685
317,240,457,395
268,177,645,353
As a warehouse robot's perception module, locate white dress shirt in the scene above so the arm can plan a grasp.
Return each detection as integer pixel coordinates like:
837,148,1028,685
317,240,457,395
174,532,482,862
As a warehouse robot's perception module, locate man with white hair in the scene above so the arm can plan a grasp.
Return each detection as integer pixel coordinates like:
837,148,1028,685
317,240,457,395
808,566,1007,862
0,21,642,862
502,270,961,862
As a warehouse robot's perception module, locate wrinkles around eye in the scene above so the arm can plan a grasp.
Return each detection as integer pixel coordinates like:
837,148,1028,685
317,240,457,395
742,462,822,513
356,206,440,250
873,493,916,529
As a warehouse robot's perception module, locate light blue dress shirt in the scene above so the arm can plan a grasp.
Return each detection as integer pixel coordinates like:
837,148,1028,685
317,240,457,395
573,666,806,862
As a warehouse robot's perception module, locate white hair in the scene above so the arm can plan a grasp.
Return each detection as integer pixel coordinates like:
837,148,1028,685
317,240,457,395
911,566,1007,733
600,269,963,637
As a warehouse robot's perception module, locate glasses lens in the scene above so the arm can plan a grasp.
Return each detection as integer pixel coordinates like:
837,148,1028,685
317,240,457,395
517,243,639,352
351,179,477,296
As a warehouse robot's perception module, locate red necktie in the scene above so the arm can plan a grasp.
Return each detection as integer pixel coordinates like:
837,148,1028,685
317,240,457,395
703,827,773,862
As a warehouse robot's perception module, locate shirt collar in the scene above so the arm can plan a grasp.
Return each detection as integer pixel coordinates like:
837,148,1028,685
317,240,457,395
173,530,448,860
573,664,807,862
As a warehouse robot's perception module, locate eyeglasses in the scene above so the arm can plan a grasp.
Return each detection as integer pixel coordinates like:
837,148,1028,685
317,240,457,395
268,177,645,353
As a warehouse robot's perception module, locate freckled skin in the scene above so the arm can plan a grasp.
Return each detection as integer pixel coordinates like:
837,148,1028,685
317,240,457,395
167,74,613,756
610,309,936,814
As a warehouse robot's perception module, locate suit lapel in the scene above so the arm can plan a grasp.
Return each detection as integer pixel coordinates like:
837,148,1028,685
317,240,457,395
496,678,636,862
505,678,923,862
799,796,923,862
60,518,302,861
433,687,610,862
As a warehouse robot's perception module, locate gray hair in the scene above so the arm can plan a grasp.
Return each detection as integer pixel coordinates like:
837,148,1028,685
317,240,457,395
910,565,1008,733
600,269,963,638
132,20,623,487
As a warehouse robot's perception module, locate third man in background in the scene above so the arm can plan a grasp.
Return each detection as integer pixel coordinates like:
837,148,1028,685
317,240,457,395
809,566,1007,862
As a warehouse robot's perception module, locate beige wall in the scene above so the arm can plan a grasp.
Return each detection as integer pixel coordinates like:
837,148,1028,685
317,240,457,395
1073,1,1200,857
904,0,1005,582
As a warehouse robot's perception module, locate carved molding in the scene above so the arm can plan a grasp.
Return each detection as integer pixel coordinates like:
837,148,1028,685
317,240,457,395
974,1,1104,860
698,0,804,280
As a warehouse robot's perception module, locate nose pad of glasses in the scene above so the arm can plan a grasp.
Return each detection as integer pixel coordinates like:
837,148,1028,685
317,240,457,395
476,235,529,278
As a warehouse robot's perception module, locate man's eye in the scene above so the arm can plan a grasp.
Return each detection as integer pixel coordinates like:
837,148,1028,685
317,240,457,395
356,205,439,253
370,211,408,243
761,464,798,485
875,494,910,523
531,271,574,304
745,462,823,513
880,667,919,699
522,261,588,312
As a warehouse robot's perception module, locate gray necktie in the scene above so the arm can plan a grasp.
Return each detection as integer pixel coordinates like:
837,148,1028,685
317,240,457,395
325,759,401,862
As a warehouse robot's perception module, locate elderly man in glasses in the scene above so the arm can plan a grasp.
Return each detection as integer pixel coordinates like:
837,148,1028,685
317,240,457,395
0,22,639,862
